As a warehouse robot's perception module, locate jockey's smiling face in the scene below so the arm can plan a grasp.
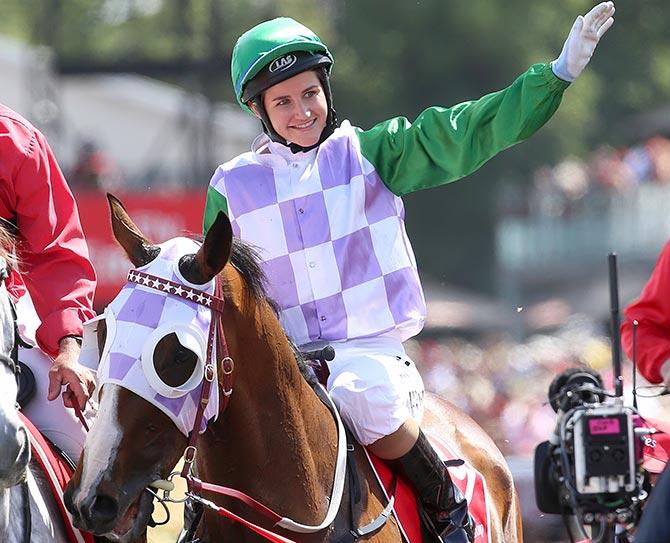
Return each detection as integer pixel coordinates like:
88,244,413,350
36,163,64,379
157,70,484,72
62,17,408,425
252,70,328,148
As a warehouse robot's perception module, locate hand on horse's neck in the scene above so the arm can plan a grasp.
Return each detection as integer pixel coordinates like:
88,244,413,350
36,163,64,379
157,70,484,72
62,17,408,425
202,300,338,526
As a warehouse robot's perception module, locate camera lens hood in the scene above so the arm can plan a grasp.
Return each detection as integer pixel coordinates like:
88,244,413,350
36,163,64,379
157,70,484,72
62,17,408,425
548,367,605,412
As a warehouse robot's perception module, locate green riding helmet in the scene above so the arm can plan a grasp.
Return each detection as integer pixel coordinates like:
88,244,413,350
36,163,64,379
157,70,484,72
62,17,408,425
231,17,334,114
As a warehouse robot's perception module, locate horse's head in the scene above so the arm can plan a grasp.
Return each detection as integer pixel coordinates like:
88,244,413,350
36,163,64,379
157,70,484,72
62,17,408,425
0,239,29,490
65,194,232,541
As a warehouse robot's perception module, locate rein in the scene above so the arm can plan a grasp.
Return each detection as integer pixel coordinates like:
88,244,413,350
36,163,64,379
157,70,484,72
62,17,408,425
18,480,31,543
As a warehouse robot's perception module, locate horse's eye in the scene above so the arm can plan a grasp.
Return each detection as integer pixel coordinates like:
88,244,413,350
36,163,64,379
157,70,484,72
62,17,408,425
152,334,199,387
175,347,195,364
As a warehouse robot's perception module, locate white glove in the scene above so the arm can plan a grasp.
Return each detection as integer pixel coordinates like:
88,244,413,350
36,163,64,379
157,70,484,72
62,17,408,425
552,2,615,82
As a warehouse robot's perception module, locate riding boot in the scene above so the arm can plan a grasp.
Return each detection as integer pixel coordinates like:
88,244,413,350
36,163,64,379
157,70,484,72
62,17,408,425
391,430,475,543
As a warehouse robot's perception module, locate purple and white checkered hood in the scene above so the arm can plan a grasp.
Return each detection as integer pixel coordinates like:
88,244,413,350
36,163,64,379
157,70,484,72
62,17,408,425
96,237,219,436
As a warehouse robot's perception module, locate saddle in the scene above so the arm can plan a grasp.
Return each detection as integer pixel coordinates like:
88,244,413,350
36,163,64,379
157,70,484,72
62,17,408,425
364,437,490,543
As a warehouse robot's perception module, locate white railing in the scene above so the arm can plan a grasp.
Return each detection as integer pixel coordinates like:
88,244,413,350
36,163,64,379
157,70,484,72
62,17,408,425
496,184,670,272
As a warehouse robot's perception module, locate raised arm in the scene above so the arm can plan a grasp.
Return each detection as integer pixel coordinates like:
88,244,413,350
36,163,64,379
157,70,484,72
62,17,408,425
356,2,615,196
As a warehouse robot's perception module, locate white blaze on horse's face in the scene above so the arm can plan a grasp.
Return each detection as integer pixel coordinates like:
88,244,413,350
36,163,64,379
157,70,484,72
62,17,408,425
74,383,123,508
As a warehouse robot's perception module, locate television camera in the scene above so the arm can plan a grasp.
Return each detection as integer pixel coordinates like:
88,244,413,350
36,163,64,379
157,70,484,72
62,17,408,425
534,254,655,542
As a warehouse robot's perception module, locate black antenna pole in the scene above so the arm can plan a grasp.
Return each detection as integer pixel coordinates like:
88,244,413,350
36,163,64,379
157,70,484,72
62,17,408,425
609,253,624,397
632,320,638,409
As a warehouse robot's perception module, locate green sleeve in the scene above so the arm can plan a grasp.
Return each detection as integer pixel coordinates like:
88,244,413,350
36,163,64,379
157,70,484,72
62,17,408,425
356,63,570,196
203,185,229,235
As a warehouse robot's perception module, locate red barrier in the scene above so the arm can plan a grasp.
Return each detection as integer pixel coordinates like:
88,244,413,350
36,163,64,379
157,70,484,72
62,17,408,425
76,191,206,308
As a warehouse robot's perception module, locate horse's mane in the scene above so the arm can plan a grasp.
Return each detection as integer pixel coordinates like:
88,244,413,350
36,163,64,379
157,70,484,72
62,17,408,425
228,237,318,387
229,237,271,305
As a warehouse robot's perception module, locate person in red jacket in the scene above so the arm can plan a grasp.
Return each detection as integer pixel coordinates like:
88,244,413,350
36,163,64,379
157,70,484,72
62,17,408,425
621,238,670,385
0,103,97,461
621,240,670,542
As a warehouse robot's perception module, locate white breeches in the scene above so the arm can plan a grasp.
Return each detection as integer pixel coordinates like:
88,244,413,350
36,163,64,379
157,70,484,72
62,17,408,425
16,294,94,463
314,336,425,446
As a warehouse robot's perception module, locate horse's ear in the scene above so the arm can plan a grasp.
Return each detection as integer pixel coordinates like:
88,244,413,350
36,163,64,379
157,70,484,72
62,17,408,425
107,193,160,267
180,212,232,285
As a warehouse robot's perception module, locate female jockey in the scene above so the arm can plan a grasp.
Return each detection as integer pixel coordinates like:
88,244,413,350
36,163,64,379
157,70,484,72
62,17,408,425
203,5,615,541
0,103,96,462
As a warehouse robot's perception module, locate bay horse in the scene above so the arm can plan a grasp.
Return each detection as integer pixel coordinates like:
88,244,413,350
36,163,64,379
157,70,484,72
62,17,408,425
64,194,522,542
0,230,74,543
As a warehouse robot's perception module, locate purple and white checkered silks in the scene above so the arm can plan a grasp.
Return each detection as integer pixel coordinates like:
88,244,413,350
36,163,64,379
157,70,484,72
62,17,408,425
96,237,219,436
209,121,427,348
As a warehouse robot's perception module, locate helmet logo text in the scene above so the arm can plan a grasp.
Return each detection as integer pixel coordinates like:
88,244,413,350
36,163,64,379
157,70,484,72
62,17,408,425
269,54,297,73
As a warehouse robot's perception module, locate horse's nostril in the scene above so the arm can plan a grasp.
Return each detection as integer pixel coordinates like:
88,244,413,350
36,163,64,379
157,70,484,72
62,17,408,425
88,494,119,524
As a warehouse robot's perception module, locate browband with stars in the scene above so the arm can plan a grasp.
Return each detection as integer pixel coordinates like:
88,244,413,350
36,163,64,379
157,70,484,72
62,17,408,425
127,270,225,313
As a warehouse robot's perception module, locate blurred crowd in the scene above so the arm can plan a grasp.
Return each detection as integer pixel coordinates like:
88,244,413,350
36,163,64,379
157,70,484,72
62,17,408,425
68,140,124,192
501,135,670,218
409,314,670,458
66,134,670,208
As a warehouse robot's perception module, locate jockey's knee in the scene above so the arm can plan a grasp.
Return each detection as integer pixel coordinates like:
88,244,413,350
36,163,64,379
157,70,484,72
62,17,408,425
368,418,420,460
328,379,413,446
327,350,425,447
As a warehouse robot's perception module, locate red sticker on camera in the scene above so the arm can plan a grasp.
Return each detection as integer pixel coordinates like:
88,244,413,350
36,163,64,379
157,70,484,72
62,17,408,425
589,418,621,435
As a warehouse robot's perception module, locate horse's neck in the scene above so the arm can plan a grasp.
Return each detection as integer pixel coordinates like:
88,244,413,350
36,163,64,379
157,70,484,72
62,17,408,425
0,488,9,540
205,302,339,523
6,464,70,543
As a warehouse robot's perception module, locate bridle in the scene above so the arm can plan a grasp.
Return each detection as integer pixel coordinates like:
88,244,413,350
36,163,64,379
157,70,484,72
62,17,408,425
101,267,235,532
124,269,233,470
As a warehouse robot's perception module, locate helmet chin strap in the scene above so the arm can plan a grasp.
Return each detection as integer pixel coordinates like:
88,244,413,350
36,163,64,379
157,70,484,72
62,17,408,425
250,68,337,154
